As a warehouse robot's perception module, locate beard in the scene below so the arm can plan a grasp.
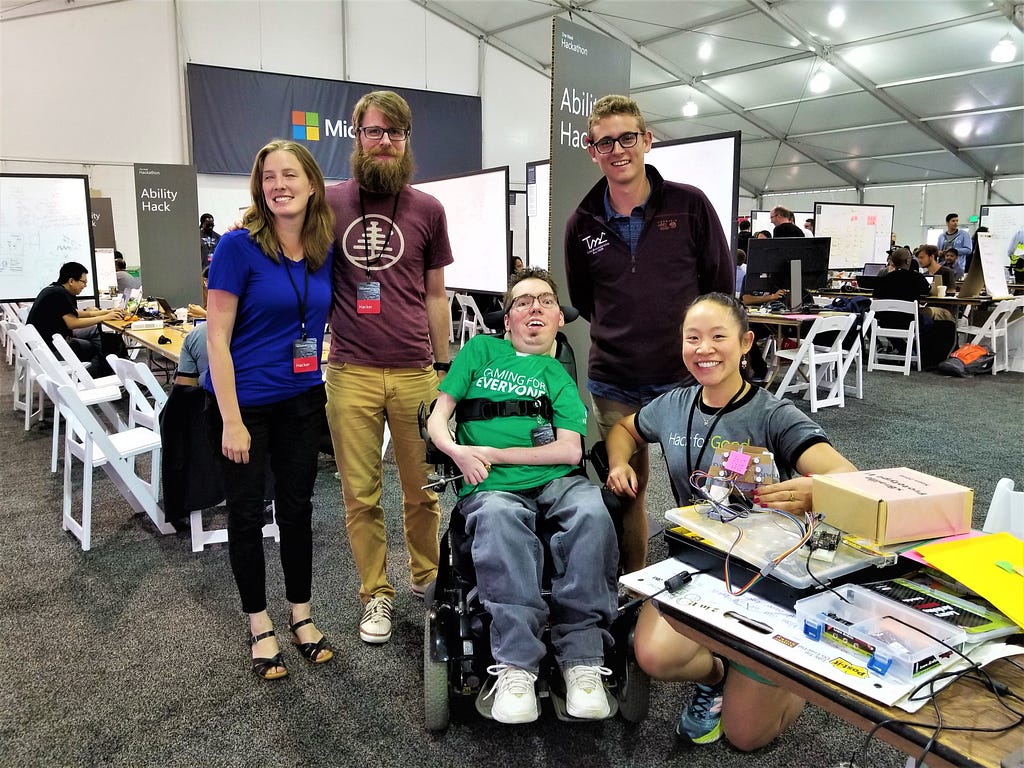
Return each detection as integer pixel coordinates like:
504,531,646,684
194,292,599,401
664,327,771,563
351,144,415,195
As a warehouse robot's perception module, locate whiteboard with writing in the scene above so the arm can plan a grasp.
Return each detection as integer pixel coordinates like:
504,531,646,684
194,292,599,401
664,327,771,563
814,202,894,269
0,174,97,301
413,167,509,294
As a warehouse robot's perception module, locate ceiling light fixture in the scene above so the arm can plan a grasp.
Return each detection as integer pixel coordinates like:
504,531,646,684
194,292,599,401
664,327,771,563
809,67,831,94
990,35,1016,63
682,100,699,117
698,40,712,61
828,7,845,28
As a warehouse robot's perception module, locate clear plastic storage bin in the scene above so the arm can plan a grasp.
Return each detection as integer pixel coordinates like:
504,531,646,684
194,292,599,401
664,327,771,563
795,585,966,681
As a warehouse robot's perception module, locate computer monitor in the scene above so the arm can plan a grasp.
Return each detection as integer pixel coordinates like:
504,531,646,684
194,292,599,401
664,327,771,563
743,237,832,308
862,262,886,277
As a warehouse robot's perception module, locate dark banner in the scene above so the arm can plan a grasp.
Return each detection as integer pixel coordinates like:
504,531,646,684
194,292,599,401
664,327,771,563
89,197,116,249
187,64,482,182
135,163,203,309
549,18,630,446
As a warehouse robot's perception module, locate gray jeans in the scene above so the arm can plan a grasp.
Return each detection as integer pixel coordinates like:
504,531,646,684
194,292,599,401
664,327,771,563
460,474,618,673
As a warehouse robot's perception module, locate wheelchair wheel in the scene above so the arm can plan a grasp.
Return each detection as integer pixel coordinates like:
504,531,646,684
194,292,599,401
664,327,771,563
423,612,450,731
616,658,650,723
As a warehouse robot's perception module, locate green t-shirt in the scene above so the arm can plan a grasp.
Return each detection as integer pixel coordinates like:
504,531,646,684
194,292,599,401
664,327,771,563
439,334,587,496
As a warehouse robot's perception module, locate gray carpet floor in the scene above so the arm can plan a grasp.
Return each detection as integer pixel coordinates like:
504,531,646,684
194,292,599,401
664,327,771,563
1,345,1020,768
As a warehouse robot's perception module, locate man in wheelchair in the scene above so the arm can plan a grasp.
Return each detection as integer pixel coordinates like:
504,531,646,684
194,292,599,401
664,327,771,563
426,268,619,724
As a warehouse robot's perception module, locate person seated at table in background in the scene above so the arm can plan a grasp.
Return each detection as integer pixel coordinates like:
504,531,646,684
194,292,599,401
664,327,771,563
510,256,524,275
175,322,208,387
915,244,955,295
738,279,790,384
185,267,210,321
937,212,971,276
605,292,857,750
874,247,955,325
941,247,964,281
114,252,141,292
26,261,125,375
754,229,772,240
426,267,619,725
206,138,335,680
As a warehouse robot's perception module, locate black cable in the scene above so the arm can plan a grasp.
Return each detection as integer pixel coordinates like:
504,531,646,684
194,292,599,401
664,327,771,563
617,568,709,615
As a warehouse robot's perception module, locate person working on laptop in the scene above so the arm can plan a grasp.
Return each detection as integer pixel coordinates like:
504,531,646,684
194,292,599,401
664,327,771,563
915,244,955,295
605,292,857,751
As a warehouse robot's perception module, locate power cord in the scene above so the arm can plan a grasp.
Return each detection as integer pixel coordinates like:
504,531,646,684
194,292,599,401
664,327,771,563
618,568,710,615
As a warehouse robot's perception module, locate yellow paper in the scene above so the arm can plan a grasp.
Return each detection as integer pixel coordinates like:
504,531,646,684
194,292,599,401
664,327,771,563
914,532,1024,628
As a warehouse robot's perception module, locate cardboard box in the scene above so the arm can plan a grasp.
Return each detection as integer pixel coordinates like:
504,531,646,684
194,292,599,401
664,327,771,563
813,468,973,545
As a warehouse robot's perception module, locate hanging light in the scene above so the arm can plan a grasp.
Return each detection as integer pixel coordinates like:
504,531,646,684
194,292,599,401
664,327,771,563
682,100,699,117
809,67,831,94
698,40,713,61
991,35,1016,63
827,7,845,28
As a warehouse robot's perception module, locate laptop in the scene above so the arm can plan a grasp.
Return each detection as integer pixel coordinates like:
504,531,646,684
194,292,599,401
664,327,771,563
149,296,176,318
861,261,886,277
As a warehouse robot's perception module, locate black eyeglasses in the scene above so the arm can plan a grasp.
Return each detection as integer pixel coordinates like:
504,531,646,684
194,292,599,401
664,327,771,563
359,126,409,142
509,293,559,312
589,131,641,154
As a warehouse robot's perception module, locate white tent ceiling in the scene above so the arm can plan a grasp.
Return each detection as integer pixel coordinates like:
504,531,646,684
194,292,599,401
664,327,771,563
420,0,1024,194
3,0,1021,195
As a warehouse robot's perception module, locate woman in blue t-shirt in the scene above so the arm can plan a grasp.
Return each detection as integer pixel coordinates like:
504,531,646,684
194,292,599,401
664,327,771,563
206,139,335,680
606,292,857,751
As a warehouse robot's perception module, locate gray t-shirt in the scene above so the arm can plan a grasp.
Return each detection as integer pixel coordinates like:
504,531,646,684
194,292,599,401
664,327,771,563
635,385,830,504
177,322,208,385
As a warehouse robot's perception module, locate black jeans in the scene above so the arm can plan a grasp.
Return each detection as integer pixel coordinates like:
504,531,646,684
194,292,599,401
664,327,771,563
206,384,327,614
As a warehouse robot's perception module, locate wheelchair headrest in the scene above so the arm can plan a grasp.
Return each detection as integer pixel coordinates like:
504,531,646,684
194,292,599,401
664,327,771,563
483,304,581,332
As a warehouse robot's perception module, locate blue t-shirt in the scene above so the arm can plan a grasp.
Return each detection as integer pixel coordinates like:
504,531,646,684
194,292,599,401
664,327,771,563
205,229,332,406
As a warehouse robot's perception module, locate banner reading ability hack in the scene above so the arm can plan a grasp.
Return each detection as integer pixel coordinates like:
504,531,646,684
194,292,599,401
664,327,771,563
549,18,630,448
134,164,202,309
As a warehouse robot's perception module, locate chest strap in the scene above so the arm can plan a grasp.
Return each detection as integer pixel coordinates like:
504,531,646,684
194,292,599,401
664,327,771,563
455,396,552,423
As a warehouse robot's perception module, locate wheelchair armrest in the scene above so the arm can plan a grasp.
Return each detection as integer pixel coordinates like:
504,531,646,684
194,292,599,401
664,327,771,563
589,440,611,485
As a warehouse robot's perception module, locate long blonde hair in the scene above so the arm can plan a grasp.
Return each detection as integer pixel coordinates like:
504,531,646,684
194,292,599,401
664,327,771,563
242,139,335,271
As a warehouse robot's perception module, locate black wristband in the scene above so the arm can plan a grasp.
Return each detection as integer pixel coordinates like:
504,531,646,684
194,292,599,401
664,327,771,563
432,361,451,372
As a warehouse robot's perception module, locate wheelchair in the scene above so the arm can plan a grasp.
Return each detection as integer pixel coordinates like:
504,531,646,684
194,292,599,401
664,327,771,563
418,317,650,731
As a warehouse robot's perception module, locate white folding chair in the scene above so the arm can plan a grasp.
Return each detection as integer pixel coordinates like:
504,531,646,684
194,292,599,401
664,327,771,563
51,332,122,390
866,299,922,375
773,313,856,412
455,293,490,345
446,289,456,343
956,298,1019,375
983,478,1024,539
18,324,124,472
37,376,175,550
9,324,48,430
106,355,167,430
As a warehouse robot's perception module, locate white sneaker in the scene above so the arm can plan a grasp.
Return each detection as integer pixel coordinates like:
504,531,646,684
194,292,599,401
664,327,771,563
483,664,539,724
564,665,612,719
358,596,393,644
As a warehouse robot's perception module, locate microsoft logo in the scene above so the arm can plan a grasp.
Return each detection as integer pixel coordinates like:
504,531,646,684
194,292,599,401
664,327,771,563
292,111,320,141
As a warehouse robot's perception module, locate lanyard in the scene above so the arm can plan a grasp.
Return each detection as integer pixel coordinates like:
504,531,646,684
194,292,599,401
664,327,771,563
358,188,401,279
281,253,310,340
684,382,747,489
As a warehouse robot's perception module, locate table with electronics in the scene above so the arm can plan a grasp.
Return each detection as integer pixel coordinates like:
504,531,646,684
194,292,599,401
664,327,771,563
624,550,1022,768
102,318,190,375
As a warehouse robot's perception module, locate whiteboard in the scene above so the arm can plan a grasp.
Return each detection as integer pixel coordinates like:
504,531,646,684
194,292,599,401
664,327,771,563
526,160,550,268
526,131,740,272
413,167,509,294
0,174,98,302
813,202,895,269
979,204,1024,267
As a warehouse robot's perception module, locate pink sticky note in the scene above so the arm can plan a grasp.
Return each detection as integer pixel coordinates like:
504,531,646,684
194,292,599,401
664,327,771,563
723,451,752,474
